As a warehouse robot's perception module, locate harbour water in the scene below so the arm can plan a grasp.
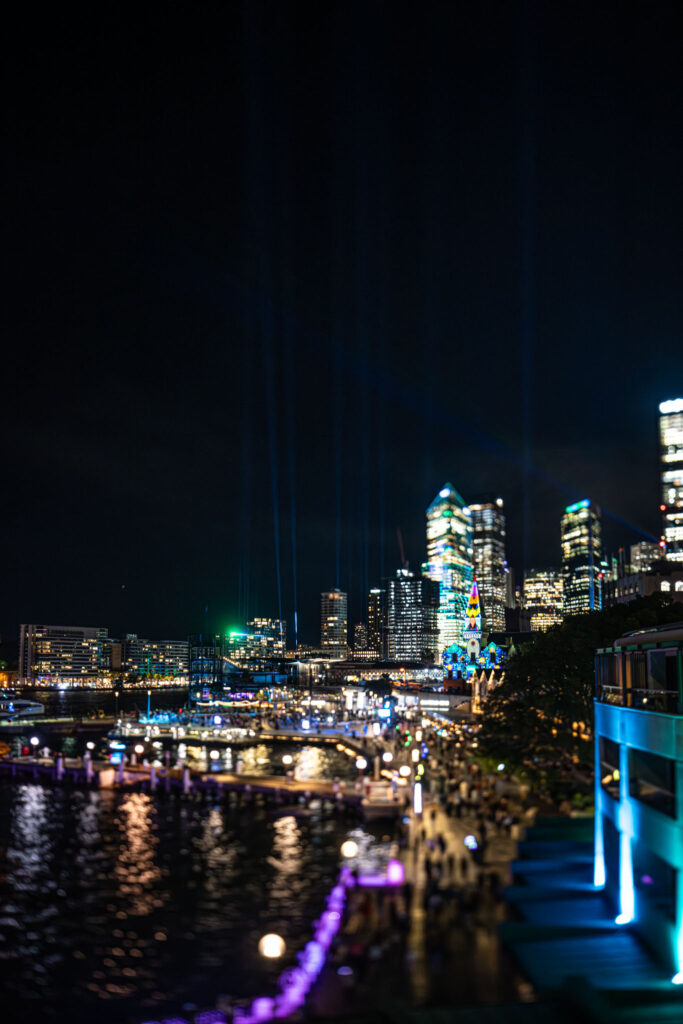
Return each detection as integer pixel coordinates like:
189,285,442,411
0,783,384,1024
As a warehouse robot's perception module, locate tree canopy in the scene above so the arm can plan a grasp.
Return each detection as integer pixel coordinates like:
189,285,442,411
477,595,683,786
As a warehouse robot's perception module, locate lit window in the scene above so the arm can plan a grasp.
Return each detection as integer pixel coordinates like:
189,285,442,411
661,581,671,592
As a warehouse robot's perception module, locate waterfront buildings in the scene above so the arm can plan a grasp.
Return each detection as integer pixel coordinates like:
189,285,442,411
469,498,507,631
188,633,230,702
561,499,603,614
367,587,386,659
660,398,683,563
353,622,367,655
423,483,473,650
385,567,439,662
320,589,348,659
594,622,683,976
19,624,110,685
247,617,286,653
523,568,564,630
116,634,189,678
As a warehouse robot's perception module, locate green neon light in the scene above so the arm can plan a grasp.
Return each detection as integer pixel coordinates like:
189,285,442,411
565,499,590,514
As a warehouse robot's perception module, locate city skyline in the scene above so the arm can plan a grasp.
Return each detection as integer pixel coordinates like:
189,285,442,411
4,5,682,651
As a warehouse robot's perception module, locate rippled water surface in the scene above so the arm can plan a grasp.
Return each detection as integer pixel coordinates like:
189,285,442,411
0,784,375,1024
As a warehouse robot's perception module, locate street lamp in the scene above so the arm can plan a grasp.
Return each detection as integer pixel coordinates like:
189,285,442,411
114,690,120,717
282,754,293,766
340,839,359,858
147,689,152,720
382,751,393,763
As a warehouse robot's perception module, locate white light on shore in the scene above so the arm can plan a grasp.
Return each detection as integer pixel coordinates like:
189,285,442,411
258,933,285,958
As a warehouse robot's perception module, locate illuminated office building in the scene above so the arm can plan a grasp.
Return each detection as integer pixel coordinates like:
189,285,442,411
367,587,386,659
227,619,286,667
630,541,660,574
353,623,367,652
247,618,286,654
469,498,507,631
523,568,564,631
660,398,683,563
386,568,439,662
19,624,110,684
561,499,603,614
120,635,189,677
423,483,473,650
320,589,348,659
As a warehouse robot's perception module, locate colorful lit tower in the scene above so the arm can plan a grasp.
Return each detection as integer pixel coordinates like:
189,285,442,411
423,483,473,651
462,578,483,663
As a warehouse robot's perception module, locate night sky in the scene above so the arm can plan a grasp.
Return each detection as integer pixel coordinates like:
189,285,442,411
4,2,683,650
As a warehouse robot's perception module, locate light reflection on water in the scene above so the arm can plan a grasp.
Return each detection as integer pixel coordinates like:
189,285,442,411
0,783,378,1024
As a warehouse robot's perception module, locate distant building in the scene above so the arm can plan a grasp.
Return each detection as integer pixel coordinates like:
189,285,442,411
320,589,348,659
630,541,660,574
423,483,473,650
523,568,564,631
120,634,188,678
660,398,683,563
367,587,386,659
469,498,507,631
386,568,439,662
353,622,367,652
19,624,110,685
187,633,230,704
246,618,287,653
561,499,603,614
603,565,683,607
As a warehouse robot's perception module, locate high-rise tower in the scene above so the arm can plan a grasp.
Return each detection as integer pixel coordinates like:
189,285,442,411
561,500,603,614
660,399,683,563
367,587,386,659
385,568,439,662
423,483,473,650
320,589,348,659
469,498,507,631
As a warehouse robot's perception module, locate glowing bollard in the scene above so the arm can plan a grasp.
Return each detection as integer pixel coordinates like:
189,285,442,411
117,755,126,785
55,755,64,781
182,766,191,795
149,764,157,793
85,757,94,784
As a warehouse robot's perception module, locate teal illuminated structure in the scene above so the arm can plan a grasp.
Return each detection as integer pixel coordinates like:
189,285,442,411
442,579,504,678
594,622,683,978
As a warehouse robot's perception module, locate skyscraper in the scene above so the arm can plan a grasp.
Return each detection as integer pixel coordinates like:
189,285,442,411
523,568,564,630
660,398,683,563
561,500,603,614
630,541,660,573
423,483,473,650
367,587,386,659
385,568,439,662
320,589,348,659
469,498,507,631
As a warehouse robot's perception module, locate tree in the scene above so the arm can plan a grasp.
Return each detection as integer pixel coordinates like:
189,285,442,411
478,595,683,790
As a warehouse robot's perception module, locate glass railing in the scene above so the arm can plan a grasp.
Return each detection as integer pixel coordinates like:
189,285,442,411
596,685,680,714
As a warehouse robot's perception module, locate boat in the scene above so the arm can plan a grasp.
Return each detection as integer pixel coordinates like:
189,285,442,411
0,698,45,721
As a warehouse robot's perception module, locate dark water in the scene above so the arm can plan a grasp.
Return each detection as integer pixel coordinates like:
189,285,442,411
22,686,189,718
0,784,381,1024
